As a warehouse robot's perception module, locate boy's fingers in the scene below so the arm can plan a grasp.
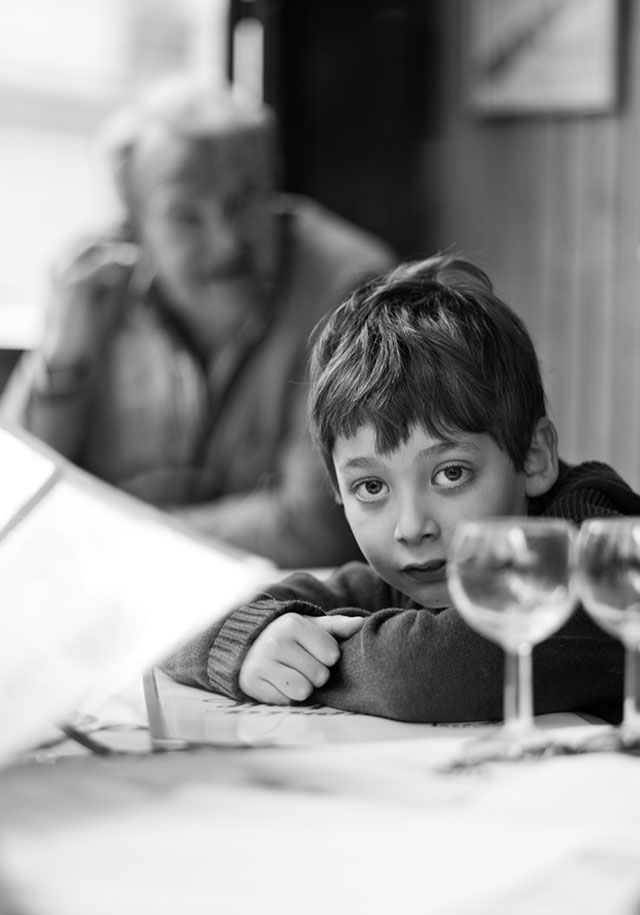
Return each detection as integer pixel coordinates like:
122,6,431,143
240,677,292,706
242,662,316,703
239,613,356,704
275,641,332,688
271,665,317,702
313,615,365,639
272,614,341,666
247,639,330,694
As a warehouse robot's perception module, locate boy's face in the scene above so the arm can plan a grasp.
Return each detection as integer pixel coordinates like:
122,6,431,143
332,423,529,608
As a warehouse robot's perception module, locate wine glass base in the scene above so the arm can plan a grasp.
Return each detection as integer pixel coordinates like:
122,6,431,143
438,722,640,773
440,723,545,772
532,722,640,756
621,728,640,750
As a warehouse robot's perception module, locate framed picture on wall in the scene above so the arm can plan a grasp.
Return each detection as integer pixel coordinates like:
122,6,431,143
467,0,619,116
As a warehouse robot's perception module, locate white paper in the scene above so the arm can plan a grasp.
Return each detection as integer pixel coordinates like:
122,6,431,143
145,666,595,751
0,425,275,763
0,426,56,525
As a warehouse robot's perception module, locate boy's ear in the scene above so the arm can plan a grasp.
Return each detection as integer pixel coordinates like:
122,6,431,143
523,418,559,498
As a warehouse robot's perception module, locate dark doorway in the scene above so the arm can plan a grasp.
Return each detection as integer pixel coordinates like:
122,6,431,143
230,0,442,257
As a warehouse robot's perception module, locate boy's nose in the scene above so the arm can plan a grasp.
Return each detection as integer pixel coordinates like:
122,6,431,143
393,498,439,545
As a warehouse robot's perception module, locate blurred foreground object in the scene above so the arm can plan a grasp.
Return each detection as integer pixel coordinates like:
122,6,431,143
0,421,273,765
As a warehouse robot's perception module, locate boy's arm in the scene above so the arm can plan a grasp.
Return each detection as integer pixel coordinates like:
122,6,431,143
161,562,383,695
311,605,623,723
164,562,623,724
237,612,365,705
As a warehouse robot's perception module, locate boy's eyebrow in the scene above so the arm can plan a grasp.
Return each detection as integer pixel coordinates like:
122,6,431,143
337,440,480,473
418,441,481,459
337,456,380,472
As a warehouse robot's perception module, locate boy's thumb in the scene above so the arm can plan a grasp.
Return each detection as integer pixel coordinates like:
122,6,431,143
315,615,365,639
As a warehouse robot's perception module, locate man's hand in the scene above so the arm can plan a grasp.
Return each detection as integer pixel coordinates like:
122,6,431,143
42,241,137,371
238,613,364,705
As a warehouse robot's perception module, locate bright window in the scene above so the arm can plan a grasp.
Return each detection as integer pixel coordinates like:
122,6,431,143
0,0,228,346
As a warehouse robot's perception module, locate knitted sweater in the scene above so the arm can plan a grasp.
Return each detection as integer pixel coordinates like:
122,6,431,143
163,460,640,723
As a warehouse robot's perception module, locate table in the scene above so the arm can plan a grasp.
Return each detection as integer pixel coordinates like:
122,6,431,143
1,717,640,915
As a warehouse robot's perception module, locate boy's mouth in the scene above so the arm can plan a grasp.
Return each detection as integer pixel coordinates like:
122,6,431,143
401,560,447,584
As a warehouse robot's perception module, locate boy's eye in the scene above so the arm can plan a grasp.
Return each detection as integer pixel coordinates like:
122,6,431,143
432,464,472,489
353,478,388,503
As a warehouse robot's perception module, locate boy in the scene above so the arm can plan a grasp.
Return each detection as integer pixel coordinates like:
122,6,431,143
164,254,640,724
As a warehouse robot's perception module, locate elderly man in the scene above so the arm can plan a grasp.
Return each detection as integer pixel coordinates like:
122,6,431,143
1,76,396,567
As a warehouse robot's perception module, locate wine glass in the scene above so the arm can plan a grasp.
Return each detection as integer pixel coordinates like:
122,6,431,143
447,517,578,760
575,518,640,748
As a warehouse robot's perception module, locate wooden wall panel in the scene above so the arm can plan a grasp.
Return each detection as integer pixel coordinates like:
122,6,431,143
430,0,640,490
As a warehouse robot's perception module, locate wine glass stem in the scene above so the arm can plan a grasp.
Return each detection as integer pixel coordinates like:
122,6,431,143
622,641,640,741
504,645,533,735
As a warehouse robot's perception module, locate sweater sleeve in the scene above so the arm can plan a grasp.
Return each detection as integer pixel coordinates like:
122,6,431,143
311,604,623,724
163,559,624,723
160,599,307,695
161,562,384,696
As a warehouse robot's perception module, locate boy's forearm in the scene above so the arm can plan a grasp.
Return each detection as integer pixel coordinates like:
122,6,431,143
163,564,398,699
207,599,326,697
162,597,326,698
162,565,371,697
311,607,623,724
164,578,623,725
311,607,504,722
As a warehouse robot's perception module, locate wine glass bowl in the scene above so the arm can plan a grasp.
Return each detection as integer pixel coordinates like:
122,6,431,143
447,517,578,758
449,519,577,652
575,518,640,746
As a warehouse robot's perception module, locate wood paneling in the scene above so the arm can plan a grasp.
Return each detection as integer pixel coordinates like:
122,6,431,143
431,0,640,490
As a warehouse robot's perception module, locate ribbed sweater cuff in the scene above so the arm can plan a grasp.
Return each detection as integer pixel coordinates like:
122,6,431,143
207,599,324,698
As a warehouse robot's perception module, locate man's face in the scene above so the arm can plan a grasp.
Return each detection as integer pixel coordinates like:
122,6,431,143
332,423,529,608
135,131,275,330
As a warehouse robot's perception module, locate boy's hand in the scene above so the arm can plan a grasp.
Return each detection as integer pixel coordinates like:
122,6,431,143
238,613,364,705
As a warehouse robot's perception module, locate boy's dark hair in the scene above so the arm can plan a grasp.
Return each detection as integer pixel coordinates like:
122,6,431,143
309,253,547,489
